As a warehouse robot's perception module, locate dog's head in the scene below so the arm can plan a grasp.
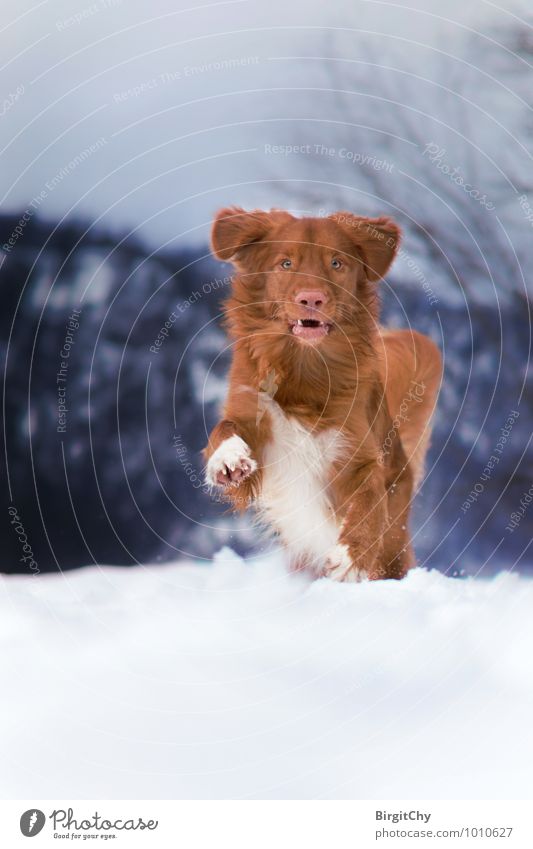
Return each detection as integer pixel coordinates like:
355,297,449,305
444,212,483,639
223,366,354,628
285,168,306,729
211,207,401,346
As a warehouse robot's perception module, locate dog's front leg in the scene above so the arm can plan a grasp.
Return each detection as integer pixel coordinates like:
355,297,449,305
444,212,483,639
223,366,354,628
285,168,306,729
204,419,257,486
325,462,388,582
204,387,270,512
203,351,273,508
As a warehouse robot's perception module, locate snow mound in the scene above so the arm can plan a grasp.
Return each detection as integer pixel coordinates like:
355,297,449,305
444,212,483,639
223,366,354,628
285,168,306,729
1,548,532,800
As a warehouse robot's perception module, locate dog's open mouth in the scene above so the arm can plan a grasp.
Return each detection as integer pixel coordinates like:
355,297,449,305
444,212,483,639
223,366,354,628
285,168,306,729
289,319,332,341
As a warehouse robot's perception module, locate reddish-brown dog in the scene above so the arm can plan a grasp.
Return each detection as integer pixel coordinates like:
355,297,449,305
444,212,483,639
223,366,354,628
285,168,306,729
204,207,442,581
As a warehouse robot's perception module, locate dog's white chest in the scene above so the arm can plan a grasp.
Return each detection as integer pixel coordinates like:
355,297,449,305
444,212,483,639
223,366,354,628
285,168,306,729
258,401,344,565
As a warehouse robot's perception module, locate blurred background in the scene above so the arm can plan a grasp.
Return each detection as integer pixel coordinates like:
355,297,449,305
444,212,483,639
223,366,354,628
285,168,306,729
1,0,531,575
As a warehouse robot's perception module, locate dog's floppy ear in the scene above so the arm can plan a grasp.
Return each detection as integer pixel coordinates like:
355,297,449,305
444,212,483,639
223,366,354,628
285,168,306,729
211,207,292,263
211,207,272,262
330,213,401,282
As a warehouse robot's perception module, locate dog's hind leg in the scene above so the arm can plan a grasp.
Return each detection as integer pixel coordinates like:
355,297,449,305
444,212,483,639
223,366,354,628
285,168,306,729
382,329,442,490
382,458,416,579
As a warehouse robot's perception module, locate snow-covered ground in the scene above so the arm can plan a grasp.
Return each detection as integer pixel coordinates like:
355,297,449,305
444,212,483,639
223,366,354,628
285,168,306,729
1,548,532,800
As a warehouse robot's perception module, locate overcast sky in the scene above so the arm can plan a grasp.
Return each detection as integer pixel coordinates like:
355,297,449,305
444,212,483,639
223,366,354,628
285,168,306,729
1,0,529,250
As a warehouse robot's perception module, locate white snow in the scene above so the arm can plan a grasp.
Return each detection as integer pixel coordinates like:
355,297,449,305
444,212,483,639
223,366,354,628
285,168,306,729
1,548,532,800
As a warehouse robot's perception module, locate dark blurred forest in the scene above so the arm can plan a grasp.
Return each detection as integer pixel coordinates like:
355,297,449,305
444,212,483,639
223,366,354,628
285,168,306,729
1,212,531,576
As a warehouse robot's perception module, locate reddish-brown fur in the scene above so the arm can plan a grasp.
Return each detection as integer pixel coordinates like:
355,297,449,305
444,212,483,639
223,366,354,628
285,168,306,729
204,207,442,580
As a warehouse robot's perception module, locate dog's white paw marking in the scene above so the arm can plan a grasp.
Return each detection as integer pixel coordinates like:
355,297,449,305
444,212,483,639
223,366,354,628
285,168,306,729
205,435,257,487
325,543,368,583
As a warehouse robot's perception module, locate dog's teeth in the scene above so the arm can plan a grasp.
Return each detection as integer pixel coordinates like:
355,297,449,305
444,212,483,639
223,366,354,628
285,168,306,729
297,319,303,326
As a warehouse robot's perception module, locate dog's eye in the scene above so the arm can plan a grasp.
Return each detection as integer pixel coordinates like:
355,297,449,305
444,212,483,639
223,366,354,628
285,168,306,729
280,259,292,269
331,258,343,269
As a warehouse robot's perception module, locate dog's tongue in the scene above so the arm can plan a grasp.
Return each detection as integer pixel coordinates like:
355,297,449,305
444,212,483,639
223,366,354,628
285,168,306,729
291,321,329,341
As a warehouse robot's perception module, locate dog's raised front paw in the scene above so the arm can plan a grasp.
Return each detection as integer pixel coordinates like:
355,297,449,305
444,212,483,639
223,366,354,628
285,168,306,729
324,544,368,583
205,435,257,487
